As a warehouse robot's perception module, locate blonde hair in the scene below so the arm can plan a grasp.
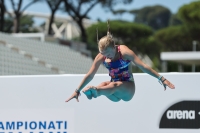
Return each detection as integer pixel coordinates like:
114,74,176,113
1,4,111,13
97,20,115,52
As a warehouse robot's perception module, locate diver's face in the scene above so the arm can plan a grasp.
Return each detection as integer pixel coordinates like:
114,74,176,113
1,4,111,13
100,46,116,59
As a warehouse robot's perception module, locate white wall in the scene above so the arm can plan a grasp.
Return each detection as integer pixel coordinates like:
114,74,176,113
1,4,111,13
0,73,199,133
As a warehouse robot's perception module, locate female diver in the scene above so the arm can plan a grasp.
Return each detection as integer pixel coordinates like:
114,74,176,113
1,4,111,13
66,21,175,102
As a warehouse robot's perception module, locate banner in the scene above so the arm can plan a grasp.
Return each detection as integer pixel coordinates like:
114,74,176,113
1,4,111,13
0,73,199,133
0,109,74,133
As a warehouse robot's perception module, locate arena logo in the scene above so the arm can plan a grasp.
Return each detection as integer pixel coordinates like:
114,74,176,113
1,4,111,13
0,121,67,133
167,110,195,119
159,101,200,129
0,120,67,133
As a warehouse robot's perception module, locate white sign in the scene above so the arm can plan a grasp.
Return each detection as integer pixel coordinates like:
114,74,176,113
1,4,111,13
0,109,74,133
0,73,199,133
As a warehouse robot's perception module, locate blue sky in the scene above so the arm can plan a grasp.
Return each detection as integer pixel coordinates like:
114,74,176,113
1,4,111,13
89,0,194,21
5,0,195,25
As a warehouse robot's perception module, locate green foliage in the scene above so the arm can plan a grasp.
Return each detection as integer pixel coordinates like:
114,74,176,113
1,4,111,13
62,0,133,42
3,15,39,33
154,25,191,51
86,20,162,59
129,5,171,30
112,9,127,15
178,1,200,27
141,36,163,58
20,15,38,33
167,62,179,72
169,14,183,26
154,0,200,52
151,1,200,72
165,62,200,72
151,56,160,71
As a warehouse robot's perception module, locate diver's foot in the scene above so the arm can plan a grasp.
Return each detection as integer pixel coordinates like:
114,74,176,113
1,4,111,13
82,86,98,99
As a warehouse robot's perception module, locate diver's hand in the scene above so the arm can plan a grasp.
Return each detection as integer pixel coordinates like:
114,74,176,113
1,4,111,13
162,79,175,91
65,90,80,102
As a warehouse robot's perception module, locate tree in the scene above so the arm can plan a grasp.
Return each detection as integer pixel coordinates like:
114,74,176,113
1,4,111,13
62,0,133,43
154,1,200,52
3,15,14,33
154,25,194,51
112,9,127,20
20,15,39,33
169,14,182,26
153,1,200,72
44,0,63,35
87,20,162,58
3,15,39,33
178,1,200,44
9,0,40,33
0,0,6,31
155,25,200,72
129,5,171,30
178,1,200,28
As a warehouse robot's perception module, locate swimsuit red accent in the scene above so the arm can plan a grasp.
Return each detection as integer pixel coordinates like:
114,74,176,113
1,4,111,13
103,45,134,82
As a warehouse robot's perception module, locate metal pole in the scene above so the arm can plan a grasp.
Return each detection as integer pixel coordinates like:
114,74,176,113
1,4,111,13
162,61,167,72
193,41,197,51
192,41,198,72
178,64,183,72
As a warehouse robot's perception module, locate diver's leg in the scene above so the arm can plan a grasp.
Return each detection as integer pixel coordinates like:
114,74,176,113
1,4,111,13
83,81,135,101
84,81,111,100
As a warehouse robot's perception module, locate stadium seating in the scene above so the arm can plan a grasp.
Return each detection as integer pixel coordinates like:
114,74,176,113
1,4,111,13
0,32,107,75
